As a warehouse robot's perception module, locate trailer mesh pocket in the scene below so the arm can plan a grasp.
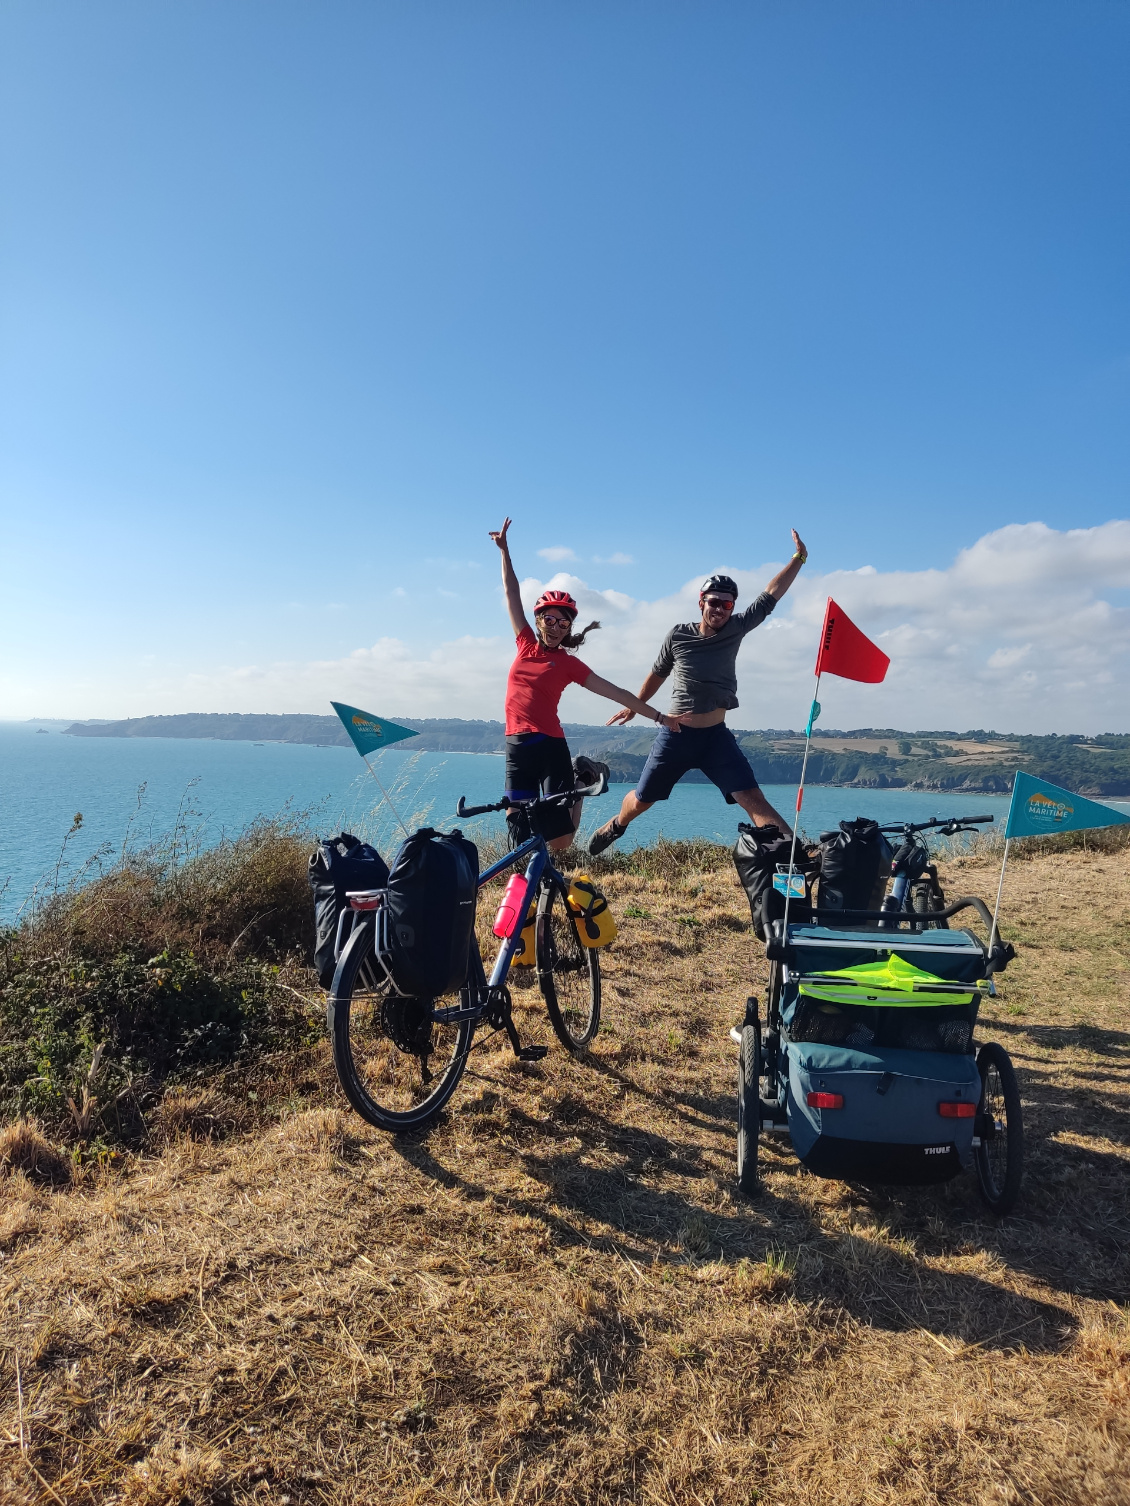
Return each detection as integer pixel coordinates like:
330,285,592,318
786,995,975,1054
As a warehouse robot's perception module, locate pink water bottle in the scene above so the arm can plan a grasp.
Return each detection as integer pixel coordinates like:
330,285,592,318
492,874,528,938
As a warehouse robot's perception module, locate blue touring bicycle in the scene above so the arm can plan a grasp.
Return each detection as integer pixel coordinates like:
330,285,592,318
328,779,603,1132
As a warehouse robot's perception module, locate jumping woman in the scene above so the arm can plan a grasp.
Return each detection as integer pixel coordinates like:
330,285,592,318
491,519,684,850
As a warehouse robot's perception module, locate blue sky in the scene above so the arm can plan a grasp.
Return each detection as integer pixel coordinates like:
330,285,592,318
2,1,1128,730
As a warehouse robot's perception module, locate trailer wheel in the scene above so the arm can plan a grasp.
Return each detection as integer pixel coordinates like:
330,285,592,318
974,1041,1024,1216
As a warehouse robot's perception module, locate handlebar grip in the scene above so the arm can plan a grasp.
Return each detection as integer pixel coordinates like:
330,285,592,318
456,796,508,818
961,815,995,825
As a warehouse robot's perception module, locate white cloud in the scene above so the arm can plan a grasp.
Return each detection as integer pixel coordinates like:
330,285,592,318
537,546,578,563
6,522,1130,733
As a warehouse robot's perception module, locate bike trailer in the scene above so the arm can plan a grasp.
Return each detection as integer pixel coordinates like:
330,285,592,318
782,927,986,1183
736,914,1023,1213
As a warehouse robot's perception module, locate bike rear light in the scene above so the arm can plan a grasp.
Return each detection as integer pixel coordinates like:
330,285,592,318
806,1091,844,1109
938,1101,976,1118
347,891,383,911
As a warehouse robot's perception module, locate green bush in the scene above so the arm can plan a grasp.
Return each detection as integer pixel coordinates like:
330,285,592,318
0,818,321,1139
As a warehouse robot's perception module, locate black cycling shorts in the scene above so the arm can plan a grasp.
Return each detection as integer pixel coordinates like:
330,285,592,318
504,734,577,842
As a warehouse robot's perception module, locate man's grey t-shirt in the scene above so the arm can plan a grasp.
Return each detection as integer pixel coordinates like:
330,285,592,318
651,592,777,714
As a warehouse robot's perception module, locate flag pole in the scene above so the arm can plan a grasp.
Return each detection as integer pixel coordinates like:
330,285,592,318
782,674,821,939
987,839,1009,957
362,754,411,839
987,772,1016,957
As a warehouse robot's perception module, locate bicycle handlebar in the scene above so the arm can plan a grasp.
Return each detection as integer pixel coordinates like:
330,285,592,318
456,796,508,817
878,814,994,835
456,780,603,820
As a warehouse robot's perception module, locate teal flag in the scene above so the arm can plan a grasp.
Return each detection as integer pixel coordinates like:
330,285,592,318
1004,770,1130,840
331,702,419,758
805,699,821,737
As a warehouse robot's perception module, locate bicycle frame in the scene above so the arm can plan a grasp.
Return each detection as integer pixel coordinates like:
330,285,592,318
478,836,567,987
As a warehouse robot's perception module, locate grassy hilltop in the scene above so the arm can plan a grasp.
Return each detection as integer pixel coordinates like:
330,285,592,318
1,826,1129,1503
60,714,1130,795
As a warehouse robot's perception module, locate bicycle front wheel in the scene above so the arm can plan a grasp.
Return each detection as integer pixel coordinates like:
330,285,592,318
328,923,474,1132
911,880,949,929
536,883,601,1052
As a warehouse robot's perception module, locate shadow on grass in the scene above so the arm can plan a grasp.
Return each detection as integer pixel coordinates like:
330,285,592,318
388,1090,1078,1356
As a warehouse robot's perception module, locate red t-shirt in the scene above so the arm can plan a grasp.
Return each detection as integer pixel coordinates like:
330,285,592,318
504,627,591,737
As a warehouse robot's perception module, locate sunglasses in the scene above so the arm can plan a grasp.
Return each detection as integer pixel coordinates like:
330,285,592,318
538,614,573,629
701,596,735,610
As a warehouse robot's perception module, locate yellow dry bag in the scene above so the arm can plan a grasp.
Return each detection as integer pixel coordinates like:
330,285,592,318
512,901,538,966
565,873,618,949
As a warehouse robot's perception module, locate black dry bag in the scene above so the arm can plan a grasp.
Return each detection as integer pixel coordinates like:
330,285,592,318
733,823,813,941
308,833,390,988
816,818,893,919
572,755,610,796
384,829,479,997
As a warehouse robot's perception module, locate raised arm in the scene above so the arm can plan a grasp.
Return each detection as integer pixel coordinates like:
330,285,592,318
764,529,808,601
582,671,682,731
489,517,530,638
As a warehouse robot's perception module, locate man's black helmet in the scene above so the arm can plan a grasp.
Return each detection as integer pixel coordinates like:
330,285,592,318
700,573,738,601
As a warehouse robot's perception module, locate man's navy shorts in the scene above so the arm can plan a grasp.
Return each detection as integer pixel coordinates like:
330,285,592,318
635,723,760,805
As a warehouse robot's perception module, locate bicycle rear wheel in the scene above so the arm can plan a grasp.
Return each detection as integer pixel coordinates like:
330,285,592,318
536,882,601,1052
328,922,474,1131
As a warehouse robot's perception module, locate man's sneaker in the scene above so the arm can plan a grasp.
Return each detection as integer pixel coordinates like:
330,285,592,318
588,818,626,857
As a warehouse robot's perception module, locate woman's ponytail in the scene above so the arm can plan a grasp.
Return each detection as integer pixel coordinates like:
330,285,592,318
561,619,600,650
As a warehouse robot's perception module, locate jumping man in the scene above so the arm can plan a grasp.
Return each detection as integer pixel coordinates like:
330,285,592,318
588,531,808,856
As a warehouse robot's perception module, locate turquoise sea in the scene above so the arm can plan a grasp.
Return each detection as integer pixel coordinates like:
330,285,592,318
4,720,1124,921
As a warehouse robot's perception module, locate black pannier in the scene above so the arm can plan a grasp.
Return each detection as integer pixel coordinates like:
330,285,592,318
733,823,814,941
383,829,479,998
816,818,894,918
308,833,390,988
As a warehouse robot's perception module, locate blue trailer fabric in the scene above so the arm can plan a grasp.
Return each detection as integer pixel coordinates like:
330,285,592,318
785,1040,980,1184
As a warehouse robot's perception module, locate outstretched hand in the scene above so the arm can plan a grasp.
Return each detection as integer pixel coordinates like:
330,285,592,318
791,527,807,560
607,708,688,731
489,518,512,552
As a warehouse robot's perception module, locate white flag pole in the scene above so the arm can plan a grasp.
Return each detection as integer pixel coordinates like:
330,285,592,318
987,840,1010,957
362,753,411,839
781,674,821,939
987,774,1016,956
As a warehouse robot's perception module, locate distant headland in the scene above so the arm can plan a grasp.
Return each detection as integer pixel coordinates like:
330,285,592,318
60,714,1130,795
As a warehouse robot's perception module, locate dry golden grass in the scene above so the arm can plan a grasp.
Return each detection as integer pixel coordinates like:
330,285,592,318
1,844,1128,1504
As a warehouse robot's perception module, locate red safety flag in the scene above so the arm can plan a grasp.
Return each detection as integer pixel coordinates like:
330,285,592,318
814,598,890,683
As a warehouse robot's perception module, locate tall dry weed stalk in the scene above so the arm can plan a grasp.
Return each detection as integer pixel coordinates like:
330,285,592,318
65,1043,106,1140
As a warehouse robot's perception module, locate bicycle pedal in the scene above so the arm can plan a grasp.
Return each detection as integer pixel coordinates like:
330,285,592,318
516,1045,549,1062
